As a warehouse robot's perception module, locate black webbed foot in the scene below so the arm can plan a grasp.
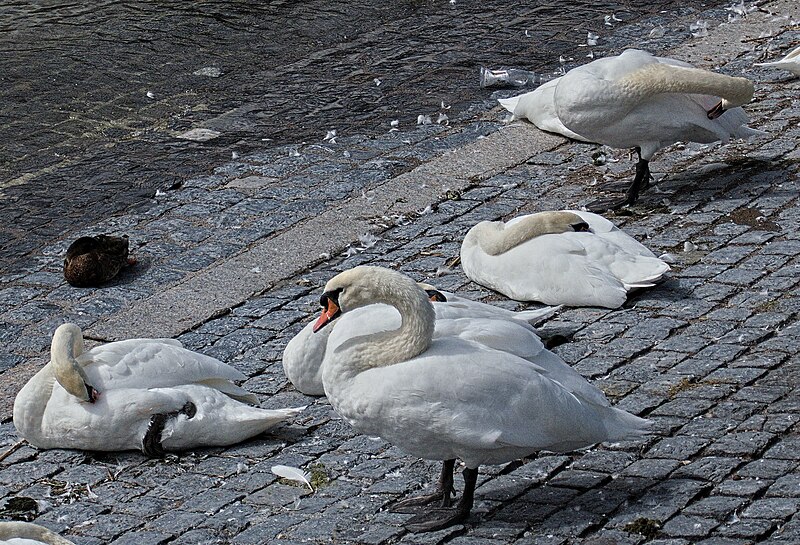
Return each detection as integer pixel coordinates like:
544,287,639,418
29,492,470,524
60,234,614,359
585,195,635,213
404,504,471,533
143,414,169,458
392,459,456,513
141,402,197,457
402,465,479,533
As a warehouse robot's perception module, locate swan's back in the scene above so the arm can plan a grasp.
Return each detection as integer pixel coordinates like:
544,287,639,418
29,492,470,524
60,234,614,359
461,211,669,307
498,79,591,142
331,334,647,466
553,49,762,155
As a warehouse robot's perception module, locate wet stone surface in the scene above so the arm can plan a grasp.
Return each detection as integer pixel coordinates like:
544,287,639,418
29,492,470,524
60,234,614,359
1,1,799,545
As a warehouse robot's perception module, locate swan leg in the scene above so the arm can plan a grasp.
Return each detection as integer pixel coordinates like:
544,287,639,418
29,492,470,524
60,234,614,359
141,402,197,457
404,466,478,533
586,150,652,212
392,459,456,513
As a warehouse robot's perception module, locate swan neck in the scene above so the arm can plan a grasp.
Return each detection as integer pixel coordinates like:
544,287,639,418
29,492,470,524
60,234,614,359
621,63,754,106
50,324,92,399
335,281,435,376
475,211,584,256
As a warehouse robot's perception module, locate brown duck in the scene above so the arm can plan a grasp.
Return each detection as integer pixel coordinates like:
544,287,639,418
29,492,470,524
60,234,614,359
64,234,136,287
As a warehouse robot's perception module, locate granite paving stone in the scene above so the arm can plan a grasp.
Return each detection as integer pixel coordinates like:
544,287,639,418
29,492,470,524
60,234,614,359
0,2,799,544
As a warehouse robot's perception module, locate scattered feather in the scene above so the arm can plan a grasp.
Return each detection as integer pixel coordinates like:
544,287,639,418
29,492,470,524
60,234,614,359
146,91,155,99
417,114,432,125
373,77,382,86
288,148,301,157
193,67,222,77
436,112,449,125
176,128,221,142
231,151,240,159
271,465,313,490
587,32,599,46
390,119,399,128
690,20,709,38
358,233,379,249
323,130,337,143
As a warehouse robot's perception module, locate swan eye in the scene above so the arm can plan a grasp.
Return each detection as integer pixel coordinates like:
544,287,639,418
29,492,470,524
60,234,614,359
320,288,343,309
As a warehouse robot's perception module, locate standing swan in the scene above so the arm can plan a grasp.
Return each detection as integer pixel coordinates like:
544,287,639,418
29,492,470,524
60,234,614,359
316,266,649,532
14,323,305,456
500,49,763,210
460,210,669,308
283,286,559,396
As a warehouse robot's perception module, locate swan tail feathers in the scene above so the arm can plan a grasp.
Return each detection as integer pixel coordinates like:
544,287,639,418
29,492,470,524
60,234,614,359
603,407,651,441
497,95,520,115
512,305,562,324
198,378,259,405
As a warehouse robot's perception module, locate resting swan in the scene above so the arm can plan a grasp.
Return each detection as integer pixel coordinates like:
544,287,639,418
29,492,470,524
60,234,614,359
499,49,763,210
0,522,76,545
460,210,669,308
754,45,800,76
316,266,649,532
14,323,305,456
283,286,559,395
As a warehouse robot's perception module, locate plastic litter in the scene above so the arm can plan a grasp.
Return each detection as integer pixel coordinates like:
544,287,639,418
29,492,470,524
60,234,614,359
479,66,540,88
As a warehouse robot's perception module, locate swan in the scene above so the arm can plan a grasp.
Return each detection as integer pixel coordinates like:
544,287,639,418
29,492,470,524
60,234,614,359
64,234,136,287
754,45,800,76
499,49,763,210
498,78,591,142
14,323,305,456
0,522,76,545
460,210,669,308
282,286,559,395
316,266,649,532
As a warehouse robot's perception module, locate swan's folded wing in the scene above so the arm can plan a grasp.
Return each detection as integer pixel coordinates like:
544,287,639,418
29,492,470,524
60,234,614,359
84,340,247,390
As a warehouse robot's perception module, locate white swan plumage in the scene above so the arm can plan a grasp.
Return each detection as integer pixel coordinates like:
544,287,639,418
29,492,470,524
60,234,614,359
13,323,305,455
460,210,669,308
282,287,559,396
499,49,764,209
754,45,800,76
316,266,649,532
0,522,76,545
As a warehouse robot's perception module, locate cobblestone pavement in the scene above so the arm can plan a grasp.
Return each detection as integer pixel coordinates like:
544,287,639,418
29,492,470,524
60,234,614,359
1,1,800,544
0,0,723,274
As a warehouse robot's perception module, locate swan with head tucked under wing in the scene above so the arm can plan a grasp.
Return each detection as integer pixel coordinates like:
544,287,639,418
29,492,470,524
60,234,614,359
754,45,800,76
13,323,305,456
0,522,77,545
460,210,669,308
282,285,560,396
499,49,764,211
315,266,649,532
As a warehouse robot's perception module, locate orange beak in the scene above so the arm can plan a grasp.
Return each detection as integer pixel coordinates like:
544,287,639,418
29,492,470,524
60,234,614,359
313,298,340,332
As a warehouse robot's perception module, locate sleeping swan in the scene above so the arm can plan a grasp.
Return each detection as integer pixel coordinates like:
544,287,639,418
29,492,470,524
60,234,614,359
282,286,559,395
14,323,305,456
0,522,76,545
460,210,669,308
316,266,649,532
500,49,763,210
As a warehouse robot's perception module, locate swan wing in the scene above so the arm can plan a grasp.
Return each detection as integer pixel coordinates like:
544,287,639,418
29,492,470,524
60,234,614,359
461,226,630,308
341,339,646,462
283,320,330,396
499,80,593,142
82,340,248,391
